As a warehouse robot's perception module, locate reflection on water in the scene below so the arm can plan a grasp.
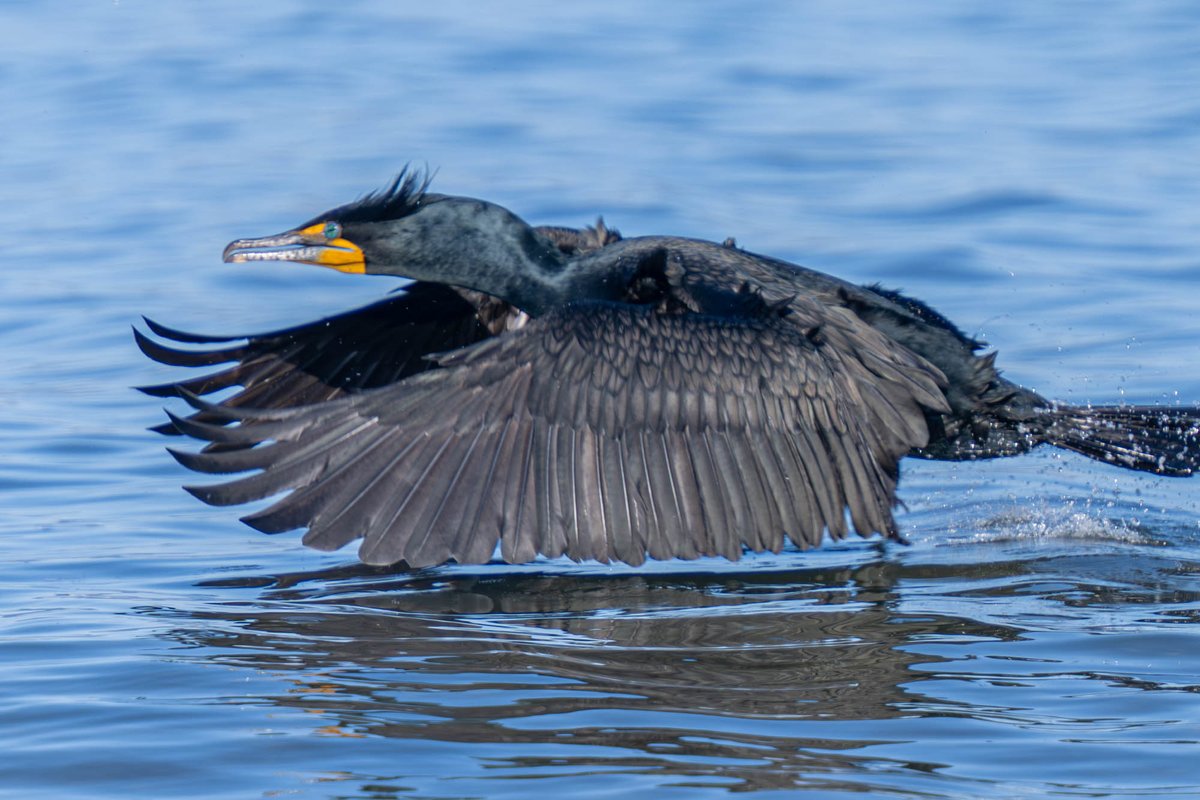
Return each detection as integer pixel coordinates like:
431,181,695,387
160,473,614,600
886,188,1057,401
177,564,967,793
140,546,1199,796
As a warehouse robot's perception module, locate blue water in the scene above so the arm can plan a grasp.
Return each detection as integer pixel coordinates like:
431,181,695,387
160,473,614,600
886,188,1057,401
3,2,1200,797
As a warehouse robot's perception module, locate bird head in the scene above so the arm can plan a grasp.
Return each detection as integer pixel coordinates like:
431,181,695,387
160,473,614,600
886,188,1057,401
222,170,571,313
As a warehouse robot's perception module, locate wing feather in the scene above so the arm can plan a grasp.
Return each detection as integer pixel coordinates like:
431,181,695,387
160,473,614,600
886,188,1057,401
160,297,947,567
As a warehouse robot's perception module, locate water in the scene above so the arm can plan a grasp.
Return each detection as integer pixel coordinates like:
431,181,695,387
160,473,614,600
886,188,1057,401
3,2,1200,797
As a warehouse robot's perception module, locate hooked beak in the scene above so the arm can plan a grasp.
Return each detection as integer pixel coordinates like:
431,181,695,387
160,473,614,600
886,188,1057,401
222,223,366,274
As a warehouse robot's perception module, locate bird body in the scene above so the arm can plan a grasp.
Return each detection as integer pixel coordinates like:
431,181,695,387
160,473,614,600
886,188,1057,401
138,172,1200,567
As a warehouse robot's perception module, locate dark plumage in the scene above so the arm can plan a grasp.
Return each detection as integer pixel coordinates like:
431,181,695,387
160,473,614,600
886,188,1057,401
137,170,1200,567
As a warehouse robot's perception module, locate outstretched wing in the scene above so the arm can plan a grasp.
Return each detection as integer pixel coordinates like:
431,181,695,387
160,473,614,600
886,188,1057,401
167,297,948,567
136,283,511,439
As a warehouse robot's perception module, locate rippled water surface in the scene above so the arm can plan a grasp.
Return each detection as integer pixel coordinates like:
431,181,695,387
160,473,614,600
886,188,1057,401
4,2,1200,798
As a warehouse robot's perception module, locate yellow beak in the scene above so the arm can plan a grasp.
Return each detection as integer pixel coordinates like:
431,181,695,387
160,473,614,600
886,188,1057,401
222,223,365,274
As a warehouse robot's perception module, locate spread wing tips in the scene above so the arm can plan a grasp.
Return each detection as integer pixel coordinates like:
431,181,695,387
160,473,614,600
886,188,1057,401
134,326,244,368
142,316,244,344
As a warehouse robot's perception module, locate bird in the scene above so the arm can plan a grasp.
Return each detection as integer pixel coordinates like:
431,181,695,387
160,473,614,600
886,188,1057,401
136,170,1200,568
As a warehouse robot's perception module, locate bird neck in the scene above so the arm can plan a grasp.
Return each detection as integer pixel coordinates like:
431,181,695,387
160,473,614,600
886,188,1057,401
388,228,630,316
364,198,643,316
437,226,581,316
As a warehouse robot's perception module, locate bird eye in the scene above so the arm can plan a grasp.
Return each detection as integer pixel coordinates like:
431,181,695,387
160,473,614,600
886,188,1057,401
323,222,342,240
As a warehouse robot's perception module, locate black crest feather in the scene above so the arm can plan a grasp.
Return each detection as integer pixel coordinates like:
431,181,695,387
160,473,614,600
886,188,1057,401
302,166,434,228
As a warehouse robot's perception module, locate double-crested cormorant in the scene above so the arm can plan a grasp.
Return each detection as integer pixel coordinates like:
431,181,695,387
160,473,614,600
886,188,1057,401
137,171,1200,568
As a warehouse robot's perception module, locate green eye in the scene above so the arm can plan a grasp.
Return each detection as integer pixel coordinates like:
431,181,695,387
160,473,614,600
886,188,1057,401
323,222,342,240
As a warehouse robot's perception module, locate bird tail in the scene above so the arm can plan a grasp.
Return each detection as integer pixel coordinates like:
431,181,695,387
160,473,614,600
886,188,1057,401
1045,405,1200,476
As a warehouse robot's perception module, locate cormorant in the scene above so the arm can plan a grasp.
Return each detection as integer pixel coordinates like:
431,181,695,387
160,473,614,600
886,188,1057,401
137,171,1200,568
